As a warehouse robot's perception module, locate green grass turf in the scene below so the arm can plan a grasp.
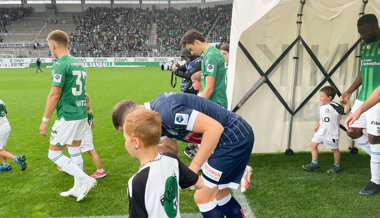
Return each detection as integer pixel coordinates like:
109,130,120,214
0,67,379,217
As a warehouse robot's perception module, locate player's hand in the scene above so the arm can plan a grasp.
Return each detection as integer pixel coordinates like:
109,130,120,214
340,91,352,104
39,121,48,137
344,111,361,132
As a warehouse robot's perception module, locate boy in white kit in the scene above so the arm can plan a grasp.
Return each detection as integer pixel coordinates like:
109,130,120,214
0,99,27,171
303,86,350,173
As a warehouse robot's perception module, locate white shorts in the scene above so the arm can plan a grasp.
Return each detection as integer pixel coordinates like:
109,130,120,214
349,100,368,129
312,134,339,149
80,126,94,152
367,103,380,136
0,123,11,149
50,118,88,146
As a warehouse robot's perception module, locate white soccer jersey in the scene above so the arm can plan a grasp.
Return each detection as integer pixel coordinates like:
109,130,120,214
0,99,9,125
316,102,345,139
127,152,199,218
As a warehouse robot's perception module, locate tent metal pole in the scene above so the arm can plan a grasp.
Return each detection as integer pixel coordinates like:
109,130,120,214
286,0,306,154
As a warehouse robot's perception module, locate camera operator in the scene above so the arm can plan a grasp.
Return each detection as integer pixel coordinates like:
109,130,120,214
170,48,201,95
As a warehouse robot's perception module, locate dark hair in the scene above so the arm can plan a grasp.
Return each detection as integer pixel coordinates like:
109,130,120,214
181,29,205,46
112,100,138,129
220,44,229,53
358,14,378,27
320,86,337,99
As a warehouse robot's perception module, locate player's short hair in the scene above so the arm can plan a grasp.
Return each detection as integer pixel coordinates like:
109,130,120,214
112,100,139,129
191,71,201,82
220,44,229,53
47,30,69,48
124,110,161,146
358,14,378,27
181,29,205,46
320,86,336,99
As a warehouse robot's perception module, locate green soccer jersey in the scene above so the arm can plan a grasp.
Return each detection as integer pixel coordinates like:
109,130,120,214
201,46,228,109
51,55,87,121
358,40,380,101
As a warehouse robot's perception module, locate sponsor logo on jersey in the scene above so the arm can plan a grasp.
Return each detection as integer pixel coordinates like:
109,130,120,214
203,162,222,182
0,111,5,117
371,121,380,125
206,64,214,73
160,172,178,218
174,113,188,125
53,74,62,83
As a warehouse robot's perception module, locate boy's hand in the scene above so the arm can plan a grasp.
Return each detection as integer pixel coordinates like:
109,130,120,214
314,124,319,132
39,121,48,136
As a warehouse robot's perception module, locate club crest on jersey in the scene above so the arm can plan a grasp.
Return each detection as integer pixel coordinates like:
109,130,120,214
53,74,62,83
325,108,330,113
174,113,188,125
206,64,214,73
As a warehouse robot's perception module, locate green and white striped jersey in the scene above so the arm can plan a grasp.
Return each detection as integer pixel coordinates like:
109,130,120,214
358,40,380,101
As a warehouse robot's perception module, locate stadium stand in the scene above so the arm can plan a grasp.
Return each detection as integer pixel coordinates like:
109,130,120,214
0,4,231,58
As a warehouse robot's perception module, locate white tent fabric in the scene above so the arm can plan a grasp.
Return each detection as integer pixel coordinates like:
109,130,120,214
227,0,380,153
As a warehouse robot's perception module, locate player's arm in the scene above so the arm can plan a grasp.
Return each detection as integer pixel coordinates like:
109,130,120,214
340,72,362,104
188,112,224,173
201,75,215,100
39,86,62,136
344,102,351,114
159,137,178,155
345,86,380,131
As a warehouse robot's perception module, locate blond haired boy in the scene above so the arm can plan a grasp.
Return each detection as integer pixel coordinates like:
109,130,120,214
123,110,203,217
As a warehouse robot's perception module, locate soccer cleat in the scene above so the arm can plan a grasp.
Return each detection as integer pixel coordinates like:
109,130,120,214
0,163,12,171
77,176,97,201
327,165,343,174
14,155,27,170
240,165,253,193
184,143,198,159
60,187,79,198
302,162,320,171
91,170,107,179
358,181,380,195
57,166,64,172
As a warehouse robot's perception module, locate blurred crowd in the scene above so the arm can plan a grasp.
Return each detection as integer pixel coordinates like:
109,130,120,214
69,4,232,57
0,7,33,33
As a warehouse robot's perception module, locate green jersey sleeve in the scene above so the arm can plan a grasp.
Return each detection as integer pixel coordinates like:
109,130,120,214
52,62,67,87
203,53,219,77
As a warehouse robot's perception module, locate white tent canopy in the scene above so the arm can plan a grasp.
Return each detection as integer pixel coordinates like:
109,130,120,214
227,0,380,153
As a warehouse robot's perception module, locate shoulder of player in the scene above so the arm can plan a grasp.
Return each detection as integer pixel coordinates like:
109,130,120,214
0,99,4,105
162,152,179,160
131,167,150,188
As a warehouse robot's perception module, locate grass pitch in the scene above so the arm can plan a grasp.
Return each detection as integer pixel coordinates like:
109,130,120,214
0,67,379,217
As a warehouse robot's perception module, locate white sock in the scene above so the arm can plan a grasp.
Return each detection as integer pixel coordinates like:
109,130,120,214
97,168,104,173
68,147,83,170
48,150,85,179
354,134,371,155
68,147,84,188
370,143,380,185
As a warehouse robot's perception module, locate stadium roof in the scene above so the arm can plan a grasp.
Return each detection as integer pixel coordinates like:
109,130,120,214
0,0,229,4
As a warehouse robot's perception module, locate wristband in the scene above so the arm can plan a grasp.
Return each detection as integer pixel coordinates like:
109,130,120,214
42,117,49,122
